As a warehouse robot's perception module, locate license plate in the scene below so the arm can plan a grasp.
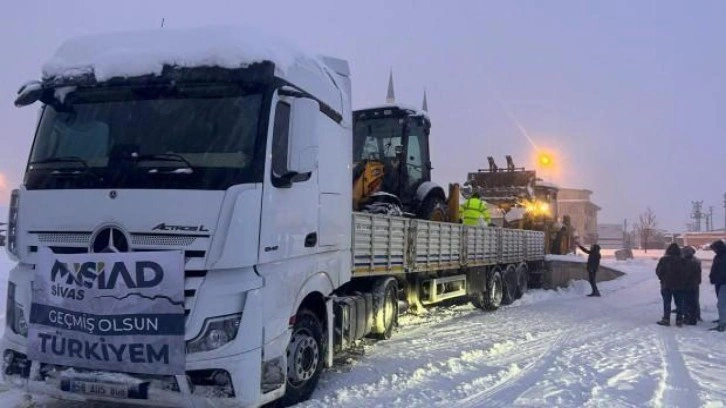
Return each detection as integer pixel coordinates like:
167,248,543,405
60,379,148,400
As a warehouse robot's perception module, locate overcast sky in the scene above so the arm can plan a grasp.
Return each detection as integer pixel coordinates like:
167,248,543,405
1,0,724,231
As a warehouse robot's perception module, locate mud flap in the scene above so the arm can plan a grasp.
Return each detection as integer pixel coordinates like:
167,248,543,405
326,298,333,368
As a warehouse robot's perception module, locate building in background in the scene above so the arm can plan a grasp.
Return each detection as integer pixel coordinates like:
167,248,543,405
557,188,600,245
597,223,624,249
681,230,726,248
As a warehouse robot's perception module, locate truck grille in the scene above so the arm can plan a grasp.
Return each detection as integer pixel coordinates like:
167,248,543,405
29,230,209,322
34,231,200,247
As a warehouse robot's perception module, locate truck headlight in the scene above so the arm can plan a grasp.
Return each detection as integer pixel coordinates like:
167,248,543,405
186,313,242,354
6,282,28,337
6,189,20,260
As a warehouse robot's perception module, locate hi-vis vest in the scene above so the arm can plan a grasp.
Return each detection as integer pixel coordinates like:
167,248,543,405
460,197,491,226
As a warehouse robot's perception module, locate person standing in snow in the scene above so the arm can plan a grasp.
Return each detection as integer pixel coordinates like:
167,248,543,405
708,240,726,331
681,246,702,325
656,243,688,327
577,243,601,297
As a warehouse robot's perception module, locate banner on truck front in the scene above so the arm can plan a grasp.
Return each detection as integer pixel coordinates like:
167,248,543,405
28,249,185,375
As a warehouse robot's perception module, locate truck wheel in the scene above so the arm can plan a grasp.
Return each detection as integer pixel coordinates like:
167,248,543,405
418,195,448,222
515,264,529,299
280,309,324,406
481,269,503,311
372,278,398,339
501,265,517,305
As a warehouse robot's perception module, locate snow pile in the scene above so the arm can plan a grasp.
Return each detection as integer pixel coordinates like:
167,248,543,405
515,258,656,307
42,26,324,82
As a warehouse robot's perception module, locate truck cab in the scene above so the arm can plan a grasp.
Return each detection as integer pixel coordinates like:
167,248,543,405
3,27,352,407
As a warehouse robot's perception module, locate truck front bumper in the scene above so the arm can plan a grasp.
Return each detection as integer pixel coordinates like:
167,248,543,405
1,262,273,408
2,334,265,408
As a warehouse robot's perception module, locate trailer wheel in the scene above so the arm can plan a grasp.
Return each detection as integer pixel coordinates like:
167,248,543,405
280,309,324,406
501,265,517,305
515,264,529,299
372,277,398,339
418,195,448,222
480,268,503,311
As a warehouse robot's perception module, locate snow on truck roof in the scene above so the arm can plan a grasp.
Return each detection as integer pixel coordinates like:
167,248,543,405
39,26,349,115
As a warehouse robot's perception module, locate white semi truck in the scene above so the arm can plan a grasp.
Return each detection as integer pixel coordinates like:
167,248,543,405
2,27,545,407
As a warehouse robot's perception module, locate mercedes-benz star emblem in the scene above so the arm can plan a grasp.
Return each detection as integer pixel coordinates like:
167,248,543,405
91,227,130,253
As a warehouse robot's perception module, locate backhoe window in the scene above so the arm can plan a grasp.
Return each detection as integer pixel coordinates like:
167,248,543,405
406,136,423,187
353,118,403,161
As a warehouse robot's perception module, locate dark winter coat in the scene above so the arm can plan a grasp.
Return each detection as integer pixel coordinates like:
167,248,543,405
578,244,601,272
708,240,726,286
656,243,687,291
682,246,702,291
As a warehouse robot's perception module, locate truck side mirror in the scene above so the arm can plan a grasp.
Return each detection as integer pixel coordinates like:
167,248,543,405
288,98,319,175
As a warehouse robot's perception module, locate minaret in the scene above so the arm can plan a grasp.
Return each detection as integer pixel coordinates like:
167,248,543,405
422,88,428,112
386,70,396,103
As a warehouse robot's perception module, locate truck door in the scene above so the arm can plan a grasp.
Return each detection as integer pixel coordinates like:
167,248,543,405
258,98,319,264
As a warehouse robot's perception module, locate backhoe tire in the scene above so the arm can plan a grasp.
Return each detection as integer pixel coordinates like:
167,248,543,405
279,309,325,407
480,269,503,311
418,195,448,222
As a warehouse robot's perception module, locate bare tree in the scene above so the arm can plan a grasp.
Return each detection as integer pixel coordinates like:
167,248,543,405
637,207,658,253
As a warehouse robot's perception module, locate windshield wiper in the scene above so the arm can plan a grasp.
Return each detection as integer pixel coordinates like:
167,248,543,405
133,153,195,175
29,156,104,181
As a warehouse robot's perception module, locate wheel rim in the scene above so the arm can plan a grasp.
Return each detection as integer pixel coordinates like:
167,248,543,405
287,328,320,386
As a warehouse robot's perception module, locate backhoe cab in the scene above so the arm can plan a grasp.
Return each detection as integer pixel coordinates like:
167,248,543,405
353,105,447,221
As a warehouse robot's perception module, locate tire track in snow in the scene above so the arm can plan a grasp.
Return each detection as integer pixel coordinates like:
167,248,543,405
450,330,574,408
654,333,702,408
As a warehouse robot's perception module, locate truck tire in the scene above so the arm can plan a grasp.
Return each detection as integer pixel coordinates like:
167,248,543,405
418,195,448,222
501,265,517,305
480,268,503,311
371,277,398,339
515,264,528,299
280,309,325,406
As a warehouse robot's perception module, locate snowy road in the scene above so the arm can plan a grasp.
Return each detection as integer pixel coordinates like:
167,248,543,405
1,254,725,407
301,256,725,408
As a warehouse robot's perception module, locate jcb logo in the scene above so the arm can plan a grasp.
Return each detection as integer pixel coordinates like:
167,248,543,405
51,260,164,290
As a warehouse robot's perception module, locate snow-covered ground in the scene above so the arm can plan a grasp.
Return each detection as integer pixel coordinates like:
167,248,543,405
0,251,724,407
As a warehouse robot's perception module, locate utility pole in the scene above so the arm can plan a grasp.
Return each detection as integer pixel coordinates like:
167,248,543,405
723,192,726,232
691,201,703,232
623,218,628,248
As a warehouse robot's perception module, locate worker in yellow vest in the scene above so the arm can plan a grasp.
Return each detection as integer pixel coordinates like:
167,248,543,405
459,192,491,226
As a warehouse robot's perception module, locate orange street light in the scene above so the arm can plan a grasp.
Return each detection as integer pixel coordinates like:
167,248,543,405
538,153,553,167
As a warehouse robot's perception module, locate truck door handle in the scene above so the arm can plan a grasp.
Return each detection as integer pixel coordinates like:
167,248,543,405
305,232,317,247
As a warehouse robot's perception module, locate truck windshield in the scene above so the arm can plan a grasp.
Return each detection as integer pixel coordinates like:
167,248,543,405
26,83,265,190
